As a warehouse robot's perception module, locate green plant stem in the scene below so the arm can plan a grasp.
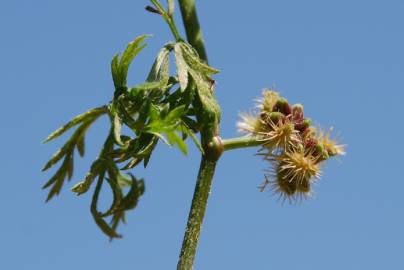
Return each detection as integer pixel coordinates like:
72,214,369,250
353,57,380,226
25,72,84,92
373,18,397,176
178,0,208,62
151,0,182,41
177,157,217,270
176,0,217,269
222,136,265,152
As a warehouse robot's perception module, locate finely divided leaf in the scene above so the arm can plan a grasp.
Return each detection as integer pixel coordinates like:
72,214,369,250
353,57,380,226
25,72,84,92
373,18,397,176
174,43,189,91
147,46,170,83
180,42,219,75
111,35,150,89
113,113,124,146
173,41,221,127
43,106,106,143
119,35,149,86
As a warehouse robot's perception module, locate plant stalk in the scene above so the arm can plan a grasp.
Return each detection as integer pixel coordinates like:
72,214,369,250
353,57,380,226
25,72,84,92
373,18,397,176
178,0,208,63
177,157,217,269
150,0,182,41
176,0,217,269
222,136,265,152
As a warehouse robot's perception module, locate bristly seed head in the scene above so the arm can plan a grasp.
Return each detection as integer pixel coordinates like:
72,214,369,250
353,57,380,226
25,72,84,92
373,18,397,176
266,149,320,202
238,89,345,203
237,112,261,134
260,117,300,150
317,129,346,156
258,89,280,113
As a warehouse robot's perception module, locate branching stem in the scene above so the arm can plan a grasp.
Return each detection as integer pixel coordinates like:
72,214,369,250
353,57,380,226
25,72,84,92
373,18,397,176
150,0,182,41
175,1,268,269
222,136,265,152
178,0,208,62
176,0,217,269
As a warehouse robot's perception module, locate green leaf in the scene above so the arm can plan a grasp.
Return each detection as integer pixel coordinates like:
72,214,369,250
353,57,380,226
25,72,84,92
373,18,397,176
43,156,71,202
116,172,133,188
42,147,68,172
119,175,145,210
112,113,125,146
165,105,186,124
45,176,65,202
146,46,170,83
100,175,123,218
189,70,221,125
76,135,85,157
129,80,168,94
110,35,149,89
173,41,221,130
111,54,121,89
180,42,219,75
71,159,102,195
42,163,66,190
121,158,142,170
126,46,171,103
93,214,122,239
71,171,97,195
119,35,149,87
43,106,106,143
90,171,122,239
66,155,74,180
42,119,95,171
181,123,204,154
166,130,188,154
174,43,189,91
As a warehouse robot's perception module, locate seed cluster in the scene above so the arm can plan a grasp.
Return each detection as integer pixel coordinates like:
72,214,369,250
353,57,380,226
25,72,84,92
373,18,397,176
238,89,344,202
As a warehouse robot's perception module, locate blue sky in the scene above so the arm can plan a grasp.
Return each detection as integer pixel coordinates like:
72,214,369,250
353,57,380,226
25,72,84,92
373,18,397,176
1,0,404,269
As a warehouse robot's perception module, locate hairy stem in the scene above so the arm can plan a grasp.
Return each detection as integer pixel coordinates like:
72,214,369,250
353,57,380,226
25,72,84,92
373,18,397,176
176,0,217,269
178,0,208,63
151,0,182,41
177,157,217,269
222,136,265,152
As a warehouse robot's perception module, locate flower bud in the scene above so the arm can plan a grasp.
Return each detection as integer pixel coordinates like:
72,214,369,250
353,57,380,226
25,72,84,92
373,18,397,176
268,112,283,124
314,143,330,161
292,104,304,120
300,118,312,132
260,90,280,113
268,150,321,201
273,98,292,116
318,130,346,156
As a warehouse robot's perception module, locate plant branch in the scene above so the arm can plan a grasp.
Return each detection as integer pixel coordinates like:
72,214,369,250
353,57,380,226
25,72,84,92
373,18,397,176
176,0,219,269
177,157,217,269
150,0,182,41
178,0,208,62
222,136,265,152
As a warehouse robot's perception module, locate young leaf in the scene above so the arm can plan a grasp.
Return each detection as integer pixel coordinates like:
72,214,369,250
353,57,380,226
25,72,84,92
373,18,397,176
43,106,107,143
174,43,189,91
118,35,150,87
165,105,187,124
71,170,98,195
93,214,122,239
173,41,221,131
181,123,204,154
120,175,145,210
111,54,121,89
180,42,219,75
76,135,85,157
146,46,170,83
42,119,95,171
129,80,169,94
90,172,122,239
112,113,125,146
43,156,71,202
